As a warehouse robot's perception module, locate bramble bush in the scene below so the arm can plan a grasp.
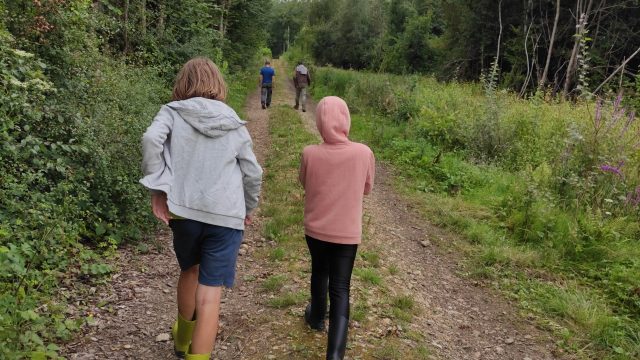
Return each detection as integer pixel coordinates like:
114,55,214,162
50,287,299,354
1,0,263,356
0,28,166,358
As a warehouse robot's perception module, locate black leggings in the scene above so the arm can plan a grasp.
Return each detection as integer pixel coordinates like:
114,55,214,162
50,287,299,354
306,235,358,324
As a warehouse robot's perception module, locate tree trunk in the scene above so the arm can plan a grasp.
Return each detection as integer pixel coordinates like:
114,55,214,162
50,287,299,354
563,0,594,97
140,0,146,37
124,0,130,53
219,0,227,39
540,0,560,89
157,0,165,37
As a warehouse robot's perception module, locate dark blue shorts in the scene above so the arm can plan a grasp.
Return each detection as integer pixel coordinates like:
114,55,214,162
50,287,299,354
169,219,243,288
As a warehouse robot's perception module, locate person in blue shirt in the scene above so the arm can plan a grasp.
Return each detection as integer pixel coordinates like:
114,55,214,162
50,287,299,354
259,61,276,109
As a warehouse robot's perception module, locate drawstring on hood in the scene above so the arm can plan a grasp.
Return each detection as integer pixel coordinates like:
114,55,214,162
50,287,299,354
167,97,246,138
316,96,350,145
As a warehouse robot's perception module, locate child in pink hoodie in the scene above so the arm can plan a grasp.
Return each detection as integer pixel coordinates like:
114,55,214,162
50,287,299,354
299,96,375,360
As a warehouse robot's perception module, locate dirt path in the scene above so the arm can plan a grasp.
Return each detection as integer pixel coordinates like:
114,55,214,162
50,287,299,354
63,61,564,360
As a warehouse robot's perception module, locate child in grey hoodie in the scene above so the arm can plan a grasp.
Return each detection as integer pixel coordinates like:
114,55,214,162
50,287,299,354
140,57,262,360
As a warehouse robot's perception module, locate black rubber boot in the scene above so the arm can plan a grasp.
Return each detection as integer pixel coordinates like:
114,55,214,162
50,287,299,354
326,315,348,360
304,303,325,331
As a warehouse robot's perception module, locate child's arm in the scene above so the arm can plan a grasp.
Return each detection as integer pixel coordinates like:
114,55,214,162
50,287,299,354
364,151,375,195
151,191,170,225
141,106,174,193
141,106,174,225
237,127,263,216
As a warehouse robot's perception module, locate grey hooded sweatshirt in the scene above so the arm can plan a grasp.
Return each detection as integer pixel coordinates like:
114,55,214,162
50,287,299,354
140,97,262,230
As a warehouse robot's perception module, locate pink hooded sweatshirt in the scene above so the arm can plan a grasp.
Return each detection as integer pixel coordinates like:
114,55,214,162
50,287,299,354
299,96,375,244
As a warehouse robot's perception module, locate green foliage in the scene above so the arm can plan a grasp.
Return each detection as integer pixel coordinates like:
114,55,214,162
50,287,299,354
353,268,382,286
0,27,164,358
267,0,307,57
267,291,307,309
262,275,287,292
304,0,385,69
381,14,438,74
0,1,266,357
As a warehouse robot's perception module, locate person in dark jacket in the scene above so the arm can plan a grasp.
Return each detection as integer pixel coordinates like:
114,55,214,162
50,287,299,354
293,61,311,112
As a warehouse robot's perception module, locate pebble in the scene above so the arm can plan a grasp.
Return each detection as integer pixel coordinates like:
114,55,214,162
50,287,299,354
504,337,515,344
155,333,171,342
123,344,132,349
90,337,98,342
495,346,505,354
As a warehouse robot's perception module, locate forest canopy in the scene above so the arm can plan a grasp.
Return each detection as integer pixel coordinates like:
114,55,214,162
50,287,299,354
269,0,640,99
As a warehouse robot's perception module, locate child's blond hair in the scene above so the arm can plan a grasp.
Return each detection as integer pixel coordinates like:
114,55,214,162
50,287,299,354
172,57,227,102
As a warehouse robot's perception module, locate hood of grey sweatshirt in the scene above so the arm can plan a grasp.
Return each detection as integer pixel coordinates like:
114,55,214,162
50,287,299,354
167,97,246,138
140,97,263,230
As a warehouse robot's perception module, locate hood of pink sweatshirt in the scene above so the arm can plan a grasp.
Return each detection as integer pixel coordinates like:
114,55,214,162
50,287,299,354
316,96,350,144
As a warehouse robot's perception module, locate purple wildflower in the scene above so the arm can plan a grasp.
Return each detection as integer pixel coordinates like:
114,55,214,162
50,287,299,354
614,92,623,110
599,163,624,177
594,98,603,128
626,186,640,207
621,111,636,135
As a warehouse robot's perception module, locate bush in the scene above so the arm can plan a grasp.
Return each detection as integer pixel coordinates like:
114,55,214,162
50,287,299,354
0,30,166,358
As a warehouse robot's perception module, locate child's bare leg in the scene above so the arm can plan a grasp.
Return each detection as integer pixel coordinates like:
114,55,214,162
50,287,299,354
190,284,222,354
177,265,199,320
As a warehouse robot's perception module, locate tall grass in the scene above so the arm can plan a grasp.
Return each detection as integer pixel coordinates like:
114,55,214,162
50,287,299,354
312,66,640,359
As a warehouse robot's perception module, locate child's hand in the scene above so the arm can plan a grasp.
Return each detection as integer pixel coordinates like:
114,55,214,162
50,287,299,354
244,214,253,226
151,192,170,225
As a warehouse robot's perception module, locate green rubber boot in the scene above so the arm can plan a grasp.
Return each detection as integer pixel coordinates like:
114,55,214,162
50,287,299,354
185,353,211,360
172,313,196,358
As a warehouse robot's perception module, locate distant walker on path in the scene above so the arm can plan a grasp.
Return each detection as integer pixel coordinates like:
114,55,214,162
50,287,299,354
293,61,311,112
259,60,275,109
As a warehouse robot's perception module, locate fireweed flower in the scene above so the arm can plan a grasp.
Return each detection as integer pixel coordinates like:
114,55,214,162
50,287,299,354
621,111,636,135
626,186,640,207
599,161,624,177
594,98,603,128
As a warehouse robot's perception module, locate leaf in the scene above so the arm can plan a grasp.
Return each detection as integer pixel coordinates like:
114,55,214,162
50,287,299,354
30,351,46,360
20,310,40,321
95,223,106,236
